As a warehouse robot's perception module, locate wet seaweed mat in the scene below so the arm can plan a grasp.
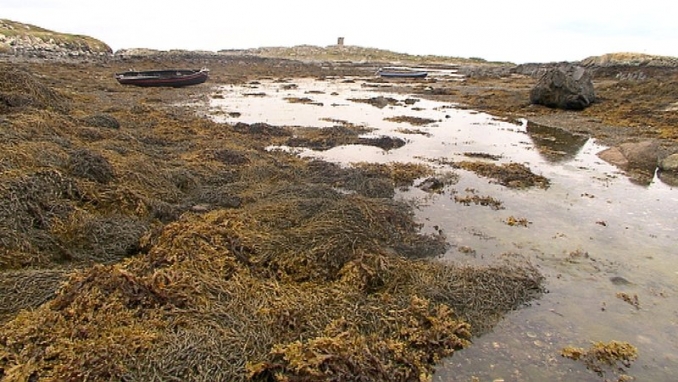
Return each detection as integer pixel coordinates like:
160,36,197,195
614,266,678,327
0,207,543,381
0,61,544,382
455,161,551,189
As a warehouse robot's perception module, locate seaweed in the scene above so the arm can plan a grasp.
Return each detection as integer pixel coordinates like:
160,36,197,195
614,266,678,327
562,341,638,379
0,58,545,382
456,161,550,189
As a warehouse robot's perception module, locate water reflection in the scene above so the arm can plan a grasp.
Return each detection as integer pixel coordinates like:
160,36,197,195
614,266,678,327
525,121,589,163
208,77,678,382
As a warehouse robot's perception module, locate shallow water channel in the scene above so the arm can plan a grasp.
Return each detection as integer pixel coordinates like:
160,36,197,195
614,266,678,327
208,77,678,381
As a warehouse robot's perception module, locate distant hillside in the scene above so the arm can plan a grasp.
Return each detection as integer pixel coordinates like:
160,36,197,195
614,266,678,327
217,44,513,67
5,17,676,70
579,52,678,67
0,19,112,58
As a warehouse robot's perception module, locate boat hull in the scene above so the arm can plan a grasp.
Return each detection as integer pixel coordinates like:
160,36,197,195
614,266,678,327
115,69,209,87
378,71,428,78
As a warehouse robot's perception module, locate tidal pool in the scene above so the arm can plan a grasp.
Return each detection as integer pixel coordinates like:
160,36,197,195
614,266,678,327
209,77,678,381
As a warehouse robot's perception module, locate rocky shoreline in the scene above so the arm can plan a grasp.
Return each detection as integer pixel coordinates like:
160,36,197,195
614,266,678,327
0,50,551,381
4,40,677,181
2,20,678,380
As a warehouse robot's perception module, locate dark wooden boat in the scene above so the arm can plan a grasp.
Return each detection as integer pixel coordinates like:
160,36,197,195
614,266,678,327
115,68,209,87
377,69,428,79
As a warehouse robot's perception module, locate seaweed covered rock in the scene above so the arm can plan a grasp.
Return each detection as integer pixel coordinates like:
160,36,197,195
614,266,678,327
0,170,83,268
80,113,121,129
0,64,67,112
67,148,116,184
530,65,596,110
455,161,550,189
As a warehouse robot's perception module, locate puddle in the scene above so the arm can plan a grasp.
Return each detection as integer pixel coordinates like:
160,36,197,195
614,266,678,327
209,77,678,381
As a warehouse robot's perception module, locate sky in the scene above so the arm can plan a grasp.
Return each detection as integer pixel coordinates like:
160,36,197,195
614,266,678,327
3,0,678,64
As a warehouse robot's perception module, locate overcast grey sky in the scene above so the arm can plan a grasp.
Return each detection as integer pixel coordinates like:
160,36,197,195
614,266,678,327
4,0,677,63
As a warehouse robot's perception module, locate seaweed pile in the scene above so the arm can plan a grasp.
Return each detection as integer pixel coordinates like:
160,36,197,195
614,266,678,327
561,341,638,380
455,161,551,189
0,61,543,381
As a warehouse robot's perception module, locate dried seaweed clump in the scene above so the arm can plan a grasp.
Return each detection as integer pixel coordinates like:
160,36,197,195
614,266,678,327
240,185,449,280
67,148,115,184
50,211,148,263
284,121,409,152
0,65,66,112
456,161,550,189
0,264,169,381
247,296,471,382
385,115,437,126
454,194,504,210
0,206,543,382
562,341,638,378
0,268,71,324
350,162,434,188
321,162,434,199
80,113,120,129
0,170,82,269
417,263,543,335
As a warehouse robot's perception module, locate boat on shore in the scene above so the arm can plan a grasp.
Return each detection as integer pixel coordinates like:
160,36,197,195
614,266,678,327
377,68,428,78
115,68,209,87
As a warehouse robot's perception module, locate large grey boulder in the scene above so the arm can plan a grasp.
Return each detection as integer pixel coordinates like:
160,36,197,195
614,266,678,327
530,65,596,110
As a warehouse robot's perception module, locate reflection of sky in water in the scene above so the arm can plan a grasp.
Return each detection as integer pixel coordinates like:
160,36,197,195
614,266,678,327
209,78,678,381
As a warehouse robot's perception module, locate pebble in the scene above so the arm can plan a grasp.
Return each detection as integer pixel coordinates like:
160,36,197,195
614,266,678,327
610,276,632,285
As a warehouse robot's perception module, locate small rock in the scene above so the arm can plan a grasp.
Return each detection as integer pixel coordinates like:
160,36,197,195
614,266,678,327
190,204,211,213
619,140,659,171
597,147,628,168
659,153,678,173
610,276,632,285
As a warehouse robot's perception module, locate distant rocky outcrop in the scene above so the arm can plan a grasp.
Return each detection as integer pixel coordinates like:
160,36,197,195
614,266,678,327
579,52,678,68
529,65,596,110
0,19,112,59
113,45,478,68
217,44,490,66
578,53,678,81
114,48,220,59
511,52,678,81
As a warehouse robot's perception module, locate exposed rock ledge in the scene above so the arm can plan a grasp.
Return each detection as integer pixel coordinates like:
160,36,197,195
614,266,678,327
0,19,111,59
579,52,678,68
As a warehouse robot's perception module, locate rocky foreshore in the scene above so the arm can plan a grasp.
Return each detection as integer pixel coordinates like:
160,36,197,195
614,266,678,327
0,19,111,60
3,17,678,183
